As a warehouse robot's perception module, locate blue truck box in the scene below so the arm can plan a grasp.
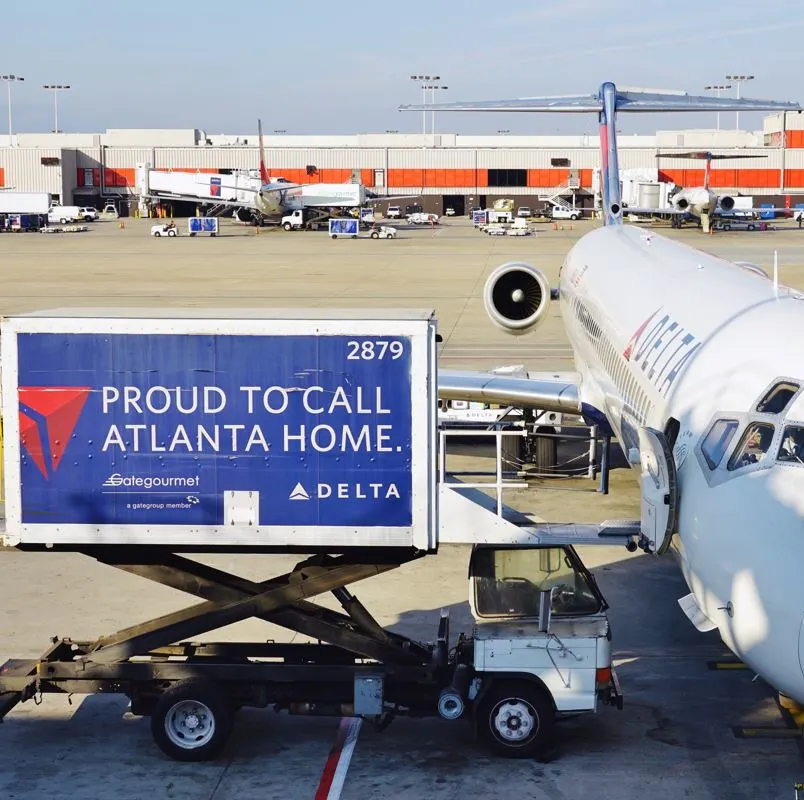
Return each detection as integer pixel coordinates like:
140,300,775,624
1,309,438,551
189,217,219,235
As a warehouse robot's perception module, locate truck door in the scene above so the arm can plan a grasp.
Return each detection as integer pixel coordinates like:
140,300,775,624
637,426,678,555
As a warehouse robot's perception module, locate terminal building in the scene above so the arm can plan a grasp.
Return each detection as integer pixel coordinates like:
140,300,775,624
1,111,804,216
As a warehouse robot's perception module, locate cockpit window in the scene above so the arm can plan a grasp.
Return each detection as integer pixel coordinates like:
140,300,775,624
777,426,804,464
756,382,800,414
701,418,740,469
727,423,775,471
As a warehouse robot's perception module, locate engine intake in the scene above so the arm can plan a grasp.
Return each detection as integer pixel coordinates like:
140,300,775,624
720,195,735,211
483,262,551,335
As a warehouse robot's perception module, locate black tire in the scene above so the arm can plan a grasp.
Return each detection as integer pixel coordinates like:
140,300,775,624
723,223,731,231
189,232,196,237
500,425,525,473
167,229,177,237
371,232,379,239
331,234,338,239
385,233,393,239
747,224,755,231
154,231,161,237
283,222,292,231
532,426,558,473
477,681,555,758
60,218,68,224
351,235,357,239
570,214,579,221
151,680,234,762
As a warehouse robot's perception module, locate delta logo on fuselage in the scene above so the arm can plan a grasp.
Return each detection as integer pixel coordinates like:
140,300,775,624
623,309,701,396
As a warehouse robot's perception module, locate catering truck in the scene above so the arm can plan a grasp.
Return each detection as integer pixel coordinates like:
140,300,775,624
0,191,52,215
0,308,632,762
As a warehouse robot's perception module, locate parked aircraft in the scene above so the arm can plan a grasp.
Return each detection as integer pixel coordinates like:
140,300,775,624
625,150,770,227
405,84,804,705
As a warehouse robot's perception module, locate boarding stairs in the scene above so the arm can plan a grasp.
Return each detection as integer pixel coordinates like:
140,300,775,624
437,427,639,548
537,176,581,205
204,204,230,217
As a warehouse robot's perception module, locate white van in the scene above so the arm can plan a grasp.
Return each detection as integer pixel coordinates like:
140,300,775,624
48,206,82,224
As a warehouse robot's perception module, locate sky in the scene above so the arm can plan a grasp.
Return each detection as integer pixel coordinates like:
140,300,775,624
2,0,803,137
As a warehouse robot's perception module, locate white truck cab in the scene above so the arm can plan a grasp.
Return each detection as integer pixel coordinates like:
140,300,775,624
464,543,620,755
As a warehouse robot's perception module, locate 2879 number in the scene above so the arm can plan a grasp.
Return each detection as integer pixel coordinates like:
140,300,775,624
346,340,405,360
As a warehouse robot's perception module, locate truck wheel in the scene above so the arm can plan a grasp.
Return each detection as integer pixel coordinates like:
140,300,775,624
385,233,393,239
351,235,357,239
532,426,558,473
477,681,555,758
167,229,177,237
151,680,234,762
371,232,379,239
154,231,161,237
331,234,338,239
570,214,579,221
500,425,525,472
60,218,68,224
283,222,293,231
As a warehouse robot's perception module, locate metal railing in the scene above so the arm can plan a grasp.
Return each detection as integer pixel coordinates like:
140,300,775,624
438,427,529,517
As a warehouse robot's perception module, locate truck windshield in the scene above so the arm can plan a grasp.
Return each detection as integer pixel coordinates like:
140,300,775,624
472,547,602,619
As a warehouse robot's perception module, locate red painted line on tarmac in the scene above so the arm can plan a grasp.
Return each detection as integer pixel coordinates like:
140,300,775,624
314,717,363,800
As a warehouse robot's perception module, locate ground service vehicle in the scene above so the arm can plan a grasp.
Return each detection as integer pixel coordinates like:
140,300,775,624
370,225,397,239
329,217,359,238
408,212,439,225
0,309,627,762
548,204,581,220
0,192,52,215
188,217,219,236
151,223,179,237
386,205,401,219
517,207,532,218
47,205,83,224
78,207,99,221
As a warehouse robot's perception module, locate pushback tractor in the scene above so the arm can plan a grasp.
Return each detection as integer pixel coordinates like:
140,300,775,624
0,308,634,761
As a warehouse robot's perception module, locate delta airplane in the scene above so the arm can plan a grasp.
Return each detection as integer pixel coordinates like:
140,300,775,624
628,150,770,227
232,120,417,223
404,83,804,706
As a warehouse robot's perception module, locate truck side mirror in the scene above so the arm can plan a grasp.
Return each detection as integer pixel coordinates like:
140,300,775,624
538,587,554,633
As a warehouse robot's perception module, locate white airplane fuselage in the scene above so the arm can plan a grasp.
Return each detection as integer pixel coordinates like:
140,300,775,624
560,224,804,702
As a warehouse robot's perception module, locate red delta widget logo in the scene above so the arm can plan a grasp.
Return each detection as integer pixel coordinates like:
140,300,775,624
18,387,90,479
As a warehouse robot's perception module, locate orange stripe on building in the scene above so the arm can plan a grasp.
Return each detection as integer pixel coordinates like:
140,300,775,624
0,166,4,187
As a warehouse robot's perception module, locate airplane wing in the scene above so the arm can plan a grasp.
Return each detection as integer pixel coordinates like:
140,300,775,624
401,90,798,114
439,367,581,414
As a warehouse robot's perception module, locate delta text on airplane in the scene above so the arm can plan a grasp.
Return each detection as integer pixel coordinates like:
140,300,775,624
409,82,804,705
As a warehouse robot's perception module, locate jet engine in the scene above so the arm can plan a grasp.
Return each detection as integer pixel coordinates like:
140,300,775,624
719,195,735,211
483,262,552,335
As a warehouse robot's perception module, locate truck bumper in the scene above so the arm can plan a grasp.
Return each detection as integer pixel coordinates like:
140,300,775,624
601,668,623,710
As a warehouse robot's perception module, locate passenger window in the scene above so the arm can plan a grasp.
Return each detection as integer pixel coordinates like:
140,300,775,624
756,382,799,414
777,425,804,464
701,419,739,469
728,423,775,471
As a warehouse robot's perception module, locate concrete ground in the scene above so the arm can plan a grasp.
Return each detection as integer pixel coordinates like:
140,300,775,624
1,215,804,798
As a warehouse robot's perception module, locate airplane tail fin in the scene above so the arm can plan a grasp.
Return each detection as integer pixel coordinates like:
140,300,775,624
257,119,270,185
400,86,798,226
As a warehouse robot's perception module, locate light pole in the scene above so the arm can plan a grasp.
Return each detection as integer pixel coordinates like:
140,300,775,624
410,75,440,136
42,84,71,133
424,84,447,135
725,75,754,130
704,84,731,131
1,74,24,138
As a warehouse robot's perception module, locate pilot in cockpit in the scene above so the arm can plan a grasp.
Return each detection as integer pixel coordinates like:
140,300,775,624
779,427,804,463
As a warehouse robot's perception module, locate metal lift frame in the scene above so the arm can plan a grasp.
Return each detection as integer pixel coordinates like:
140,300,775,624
0,547,447,723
